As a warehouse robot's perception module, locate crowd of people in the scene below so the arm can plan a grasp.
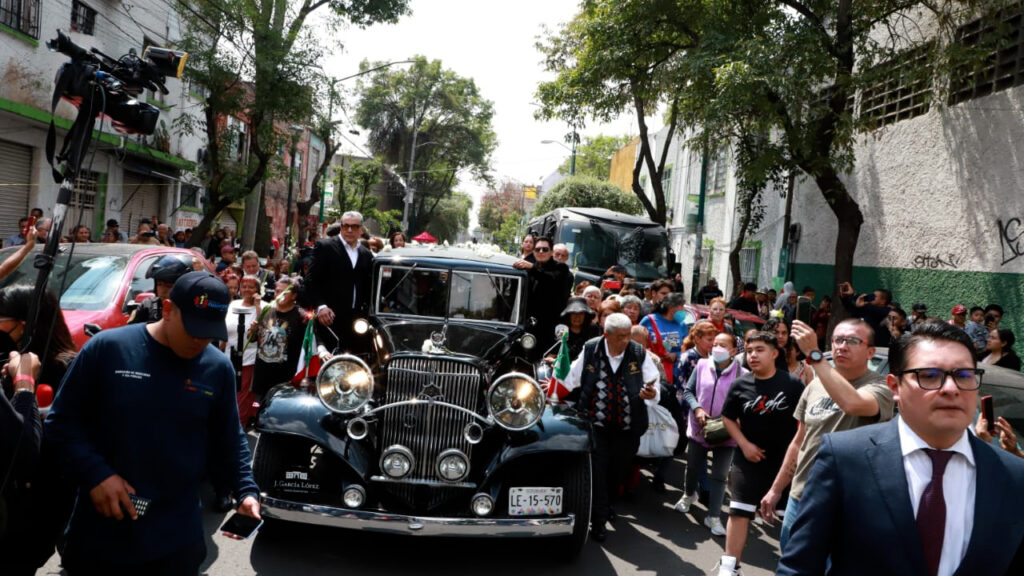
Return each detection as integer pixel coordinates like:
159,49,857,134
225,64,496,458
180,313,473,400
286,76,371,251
3,214,1024,575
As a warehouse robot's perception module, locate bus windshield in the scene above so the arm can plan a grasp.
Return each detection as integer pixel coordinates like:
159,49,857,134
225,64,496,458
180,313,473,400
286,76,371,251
558,221,669,281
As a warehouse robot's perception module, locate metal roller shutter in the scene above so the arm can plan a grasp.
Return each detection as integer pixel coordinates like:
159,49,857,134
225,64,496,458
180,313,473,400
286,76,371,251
0,139,32,242
121,171,165,235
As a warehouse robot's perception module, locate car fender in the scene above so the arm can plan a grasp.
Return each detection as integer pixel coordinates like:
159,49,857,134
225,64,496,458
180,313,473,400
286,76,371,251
489,405,591,475
255,386,373,477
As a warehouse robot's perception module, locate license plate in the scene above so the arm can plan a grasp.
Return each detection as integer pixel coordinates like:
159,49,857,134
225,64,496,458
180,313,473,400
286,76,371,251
508,487,563,515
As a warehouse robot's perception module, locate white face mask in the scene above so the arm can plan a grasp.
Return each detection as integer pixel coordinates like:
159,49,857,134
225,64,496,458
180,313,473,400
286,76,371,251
711,345,731,364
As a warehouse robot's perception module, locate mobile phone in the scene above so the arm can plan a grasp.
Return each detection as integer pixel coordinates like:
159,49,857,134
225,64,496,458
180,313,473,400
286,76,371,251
981,395,995,434
220,512,264,539
796,296,812,324
863,293,875,303
127,494,151,517
26,215,37,230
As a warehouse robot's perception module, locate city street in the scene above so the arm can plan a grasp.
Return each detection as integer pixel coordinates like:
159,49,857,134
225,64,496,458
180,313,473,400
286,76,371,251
40,455,782,576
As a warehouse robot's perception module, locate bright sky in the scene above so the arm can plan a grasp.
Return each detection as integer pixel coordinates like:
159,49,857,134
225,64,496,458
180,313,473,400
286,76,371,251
320,0,643,228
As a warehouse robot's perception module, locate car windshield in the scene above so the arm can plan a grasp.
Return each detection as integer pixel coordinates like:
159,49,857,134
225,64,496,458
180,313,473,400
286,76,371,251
0,249,130,311
559,221,668,281
377,265,520,323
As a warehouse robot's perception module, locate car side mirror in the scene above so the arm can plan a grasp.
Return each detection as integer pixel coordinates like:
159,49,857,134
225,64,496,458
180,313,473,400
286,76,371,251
84,323,103,337
134,292,155,303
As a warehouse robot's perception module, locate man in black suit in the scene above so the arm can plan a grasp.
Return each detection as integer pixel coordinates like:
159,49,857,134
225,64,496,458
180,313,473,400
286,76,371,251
777,322,1024,576
305,211,374,354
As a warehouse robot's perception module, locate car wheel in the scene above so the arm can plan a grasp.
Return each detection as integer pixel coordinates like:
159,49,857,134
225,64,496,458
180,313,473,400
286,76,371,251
551,452,592,560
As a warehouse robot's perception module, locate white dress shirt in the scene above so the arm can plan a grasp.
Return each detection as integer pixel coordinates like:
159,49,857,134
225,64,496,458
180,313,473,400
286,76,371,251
562,339,661,406
343,239,360,307
897,416,976,576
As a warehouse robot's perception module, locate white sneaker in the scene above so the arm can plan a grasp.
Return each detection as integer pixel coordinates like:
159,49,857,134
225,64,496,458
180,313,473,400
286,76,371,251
705,516,726,536
674,493,695,513
711,556,742,576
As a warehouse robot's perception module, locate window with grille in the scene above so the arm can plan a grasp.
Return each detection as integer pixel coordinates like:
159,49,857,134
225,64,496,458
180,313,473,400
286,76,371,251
738,244,761,285
859,43,933,130
949,5,1024,105
709,147,728,194
73,171,99,210
71,0,95,35
180,184,200,208
1,0,40,38
661,165,673,204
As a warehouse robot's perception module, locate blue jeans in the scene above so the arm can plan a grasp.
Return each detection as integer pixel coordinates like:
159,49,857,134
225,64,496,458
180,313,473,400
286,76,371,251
779,495,800,553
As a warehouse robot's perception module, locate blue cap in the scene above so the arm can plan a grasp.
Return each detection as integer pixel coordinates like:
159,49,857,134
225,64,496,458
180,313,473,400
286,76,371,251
169,271,230,340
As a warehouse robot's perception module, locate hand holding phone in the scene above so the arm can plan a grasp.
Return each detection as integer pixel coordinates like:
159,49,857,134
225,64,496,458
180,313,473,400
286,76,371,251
796,296,812,324
981,395,995,434
220,512,264,540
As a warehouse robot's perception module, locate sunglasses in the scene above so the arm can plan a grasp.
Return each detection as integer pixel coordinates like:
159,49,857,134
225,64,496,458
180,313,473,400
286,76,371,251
534,247,551,253
341,224,361,230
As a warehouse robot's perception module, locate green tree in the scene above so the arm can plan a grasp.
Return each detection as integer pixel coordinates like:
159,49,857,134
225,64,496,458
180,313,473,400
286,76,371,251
556,134,631,180
478,180,525,234
536,1,702,225
534,176,643,216
425,191,472,242
174,0,410,249
353,56,497,232
330,158,401,233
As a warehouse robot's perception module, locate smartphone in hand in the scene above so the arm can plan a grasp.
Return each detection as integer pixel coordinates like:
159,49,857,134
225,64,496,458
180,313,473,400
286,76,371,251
796,296,812,324
220,512,263,540
981,395,995,434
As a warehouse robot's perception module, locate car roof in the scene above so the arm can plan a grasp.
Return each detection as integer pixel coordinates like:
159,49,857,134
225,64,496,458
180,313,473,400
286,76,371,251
555,207,661,227
0,243,204,258
830,347,1024,390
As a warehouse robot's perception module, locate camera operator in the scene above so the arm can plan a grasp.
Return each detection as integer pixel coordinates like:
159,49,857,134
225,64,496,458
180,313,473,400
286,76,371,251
837,281,894,348
128,254,193,325
45,272,259,575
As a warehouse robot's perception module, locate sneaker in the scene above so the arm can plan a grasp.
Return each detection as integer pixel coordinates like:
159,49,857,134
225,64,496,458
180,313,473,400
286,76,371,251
674,493,695,513
753,514,763,526
705,516,726,536
710,559,742,576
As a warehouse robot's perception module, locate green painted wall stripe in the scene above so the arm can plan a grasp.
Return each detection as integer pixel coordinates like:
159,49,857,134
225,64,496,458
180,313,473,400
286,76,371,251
0,97,194,170
0,23,39,47
792,262,1024,359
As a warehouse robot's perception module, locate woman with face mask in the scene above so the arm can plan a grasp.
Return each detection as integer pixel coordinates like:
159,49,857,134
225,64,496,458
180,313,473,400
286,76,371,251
675,331,748,537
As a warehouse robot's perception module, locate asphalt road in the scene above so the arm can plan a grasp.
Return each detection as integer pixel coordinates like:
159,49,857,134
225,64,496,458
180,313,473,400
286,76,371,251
39,458,781,576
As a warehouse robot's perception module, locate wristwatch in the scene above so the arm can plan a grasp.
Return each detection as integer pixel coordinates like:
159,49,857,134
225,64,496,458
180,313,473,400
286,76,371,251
807,350,824,364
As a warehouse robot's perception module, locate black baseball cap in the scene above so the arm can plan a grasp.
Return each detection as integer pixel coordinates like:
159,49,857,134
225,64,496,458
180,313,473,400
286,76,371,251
169,271,230,340
106,218,119,227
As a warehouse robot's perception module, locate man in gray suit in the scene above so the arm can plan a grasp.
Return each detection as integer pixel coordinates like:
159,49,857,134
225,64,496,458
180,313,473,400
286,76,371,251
777,322,1024,576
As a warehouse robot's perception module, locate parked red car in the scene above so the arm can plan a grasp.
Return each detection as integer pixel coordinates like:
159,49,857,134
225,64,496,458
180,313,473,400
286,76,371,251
0,243,212,348
682,302,765,335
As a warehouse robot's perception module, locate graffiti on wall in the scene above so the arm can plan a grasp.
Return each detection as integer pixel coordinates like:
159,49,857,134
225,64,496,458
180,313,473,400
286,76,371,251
912,253,963,270
1000,218,1024,266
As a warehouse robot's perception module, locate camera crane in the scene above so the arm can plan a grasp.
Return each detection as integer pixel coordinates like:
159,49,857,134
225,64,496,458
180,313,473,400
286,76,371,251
22,29,187,351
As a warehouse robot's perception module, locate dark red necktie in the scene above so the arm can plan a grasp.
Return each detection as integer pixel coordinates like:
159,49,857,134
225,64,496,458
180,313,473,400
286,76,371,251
917,449,954,576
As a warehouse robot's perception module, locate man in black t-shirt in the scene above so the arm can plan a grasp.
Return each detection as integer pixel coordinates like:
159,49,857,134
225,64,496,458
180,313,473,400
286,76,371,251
714,331,803,576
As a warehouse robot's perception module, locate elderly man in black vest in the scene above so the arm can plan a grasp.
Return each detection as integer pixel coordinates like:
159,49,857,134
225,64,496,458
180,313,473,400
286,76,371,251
562,312,660,542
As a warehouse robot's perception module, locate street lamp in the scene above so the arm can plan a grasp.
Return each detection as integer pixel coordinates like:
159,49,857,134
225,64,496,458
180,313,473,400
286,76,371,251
284,124,304,256
541,135,578,175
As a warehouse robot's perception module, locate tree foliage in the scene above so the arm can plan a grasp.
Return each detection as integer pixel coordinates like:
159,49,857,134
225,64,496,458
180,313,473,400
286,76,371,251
555,134,631,181
534,176,643,217
536,0,702,225
424,191,473,242
353,56,497,232
328,158,401,233
478,180,525,233
174,0,410,249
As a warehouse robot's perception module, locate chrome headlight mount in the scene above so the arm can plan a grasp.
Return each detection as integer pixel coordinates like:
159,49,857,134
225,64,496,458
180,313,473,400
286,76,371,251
486,372,545,431
316,354,374,414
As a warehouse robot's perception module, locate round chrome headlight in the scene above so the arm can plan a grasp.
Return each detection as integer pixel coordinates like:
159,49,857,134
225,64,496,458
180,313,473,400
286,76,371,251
380,445,415,478
342,485,366,508
471,493,494,516
487,372,545,431
353,318,371,335
436,449,470,482
316,354,373,414
520,333,537,350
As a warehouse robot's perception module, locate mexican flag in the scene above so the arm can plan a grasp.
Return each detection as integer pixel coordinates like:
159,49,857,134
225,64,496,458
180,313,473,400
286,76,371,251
548,330,572,402
291,315,322,385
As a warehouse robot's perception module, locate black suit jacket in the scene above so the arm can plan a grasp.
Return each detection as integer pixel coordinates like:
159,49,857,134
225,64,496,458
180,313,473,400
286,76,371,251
777,419,1024,575
305,237,373,349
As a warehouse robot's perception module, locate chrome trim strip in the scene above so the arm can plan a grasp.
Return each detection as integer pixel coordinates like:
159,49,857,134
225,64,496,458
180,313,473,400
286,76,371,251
369,475,476,488
261,496,574,537
364,399,491,424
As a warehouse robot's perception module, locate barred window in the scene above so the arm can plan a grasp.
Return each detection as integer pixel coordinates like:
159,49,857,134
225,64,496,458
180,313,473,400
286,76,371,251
859,43,933,130
739,245,760,285
708,147,728,194
1,0,40,39
180,184,200,208
73,170,99,209
71,0,95,35
661,165,673,204
949,5,1024,105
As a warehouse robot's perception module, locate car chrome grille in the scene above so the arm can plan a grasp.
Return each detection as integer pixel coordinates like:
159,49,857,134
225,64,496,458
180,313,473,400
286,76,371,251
378,356,482,491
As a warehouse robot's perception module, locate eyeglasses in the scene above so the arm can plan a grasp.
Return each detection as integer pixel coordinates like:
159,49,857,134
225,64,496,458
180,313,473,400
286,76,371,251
899,367,983,391
831,336,864,347
534,247,551,253
340,224,361,230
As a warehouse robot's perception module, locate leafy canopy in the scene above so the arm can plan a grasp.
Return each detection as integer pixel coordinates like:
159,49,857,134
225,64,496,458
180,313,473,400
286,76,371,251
534,176,643,216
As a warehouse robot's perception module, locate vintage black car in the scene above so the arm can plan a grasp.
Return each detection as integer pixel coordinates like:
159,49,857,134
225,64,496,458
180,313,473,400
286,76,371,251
253,246,593,557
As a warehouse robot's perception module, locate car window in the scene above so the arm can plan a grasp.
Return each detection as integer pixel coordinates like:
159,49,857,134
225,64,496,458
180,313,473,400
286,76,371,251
449,271,519,323
58,255,131,311
125,256,160,311
377,266,449,318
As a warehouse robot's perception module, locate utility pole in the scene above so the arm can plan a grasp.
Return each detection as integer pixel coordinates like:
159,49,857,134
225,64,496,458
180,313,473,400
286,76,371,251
691,145,709,304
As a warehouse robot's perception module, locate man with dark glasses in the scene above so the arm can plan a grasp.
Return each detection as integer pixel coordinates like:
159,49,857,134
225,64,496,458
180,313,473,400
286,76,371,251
779,322,1024,576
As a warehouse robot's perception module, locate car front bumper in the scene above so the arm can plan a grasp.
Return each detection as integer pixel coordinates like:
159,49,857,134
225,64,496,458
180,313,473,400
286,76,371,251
261,495,576,537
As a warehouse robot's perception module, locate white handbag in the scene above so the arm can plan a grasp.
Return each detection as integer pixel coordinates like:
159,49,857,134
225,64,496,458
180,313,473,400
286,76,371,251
636,404,680,458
